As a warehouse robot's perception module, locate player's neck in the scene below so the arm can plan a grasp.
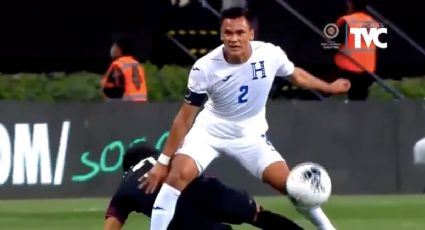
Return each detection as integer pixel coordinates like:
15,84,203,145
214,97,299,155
223,46,252,64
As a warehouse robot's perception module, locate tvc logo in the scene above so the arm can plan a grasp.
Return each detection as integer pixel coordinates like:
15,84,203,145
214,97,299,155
350,26,388,49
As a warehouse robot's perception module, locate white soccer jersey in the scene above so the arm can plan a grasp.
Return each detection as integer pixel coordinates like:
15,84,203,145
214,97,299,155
188,41,295,138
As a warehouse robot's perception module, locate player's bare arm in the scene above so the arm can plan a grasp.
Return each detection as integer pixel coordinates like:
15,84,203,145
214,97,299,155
289,67,351,94
162,103,200,158
104,217,122,230
140,102,200,194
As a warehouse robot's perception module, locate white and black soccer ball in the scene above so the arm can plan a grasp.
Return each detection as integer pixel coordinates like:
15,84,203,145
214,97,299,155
286,162,332,207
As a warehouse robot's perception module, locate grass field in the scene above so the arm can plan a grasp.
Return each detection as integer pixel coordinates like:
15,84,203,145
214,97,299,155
0,195,424,230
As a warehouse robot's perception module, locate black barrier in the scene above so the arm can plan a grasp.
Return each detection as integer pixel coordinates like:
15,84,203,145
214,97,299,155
0,102,180,199
0,101,424,199
397,102,425,193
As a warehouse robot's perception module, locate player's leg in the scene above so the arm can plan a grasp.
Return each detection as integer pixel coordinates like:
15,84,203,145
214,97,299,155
187,176,304,229
261,141,336,230
223,134,288,192
170,192,233,230
227,134,336,230
150,126,220,230
254,206,305,230
150,154,198,230
262,161,335,230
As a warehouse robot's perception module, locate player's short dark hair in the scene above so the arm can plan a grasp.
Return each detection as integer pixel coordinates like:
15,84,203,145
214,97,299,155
112,34,135,56
122,143,159,172
350,0,368,11
220,7,253,28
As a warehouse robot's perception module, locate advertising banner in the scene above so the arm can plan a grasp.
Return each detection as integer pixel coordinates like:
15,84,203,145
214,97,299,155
0,101,424,198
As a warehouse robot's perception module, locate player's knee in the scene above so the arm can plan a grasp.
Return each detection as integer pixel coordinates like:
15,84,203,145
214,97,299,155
167,168,197,190
167,169,195,185
166,155,199,190
262,161,289,194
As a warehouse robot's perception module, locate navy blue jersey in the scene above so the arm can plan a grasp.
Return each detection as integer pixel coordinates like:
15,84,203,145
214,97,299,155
105,164,256,229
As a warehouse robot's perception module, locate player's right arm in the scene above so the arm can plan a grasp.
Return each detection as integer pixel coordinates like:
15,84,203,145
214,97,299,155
104,194,132,230
163,103,200,154
140,65,207,194
105,173,142,230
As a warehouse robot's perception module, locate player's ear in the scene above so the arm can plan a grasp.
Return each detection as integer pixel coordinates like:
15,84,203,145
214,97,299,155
248,24,254,40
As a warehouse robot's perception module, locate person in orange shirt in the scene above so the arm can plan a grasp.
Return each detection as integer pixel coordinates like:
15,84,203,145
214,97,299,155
102,35,148,102
332,0,377,100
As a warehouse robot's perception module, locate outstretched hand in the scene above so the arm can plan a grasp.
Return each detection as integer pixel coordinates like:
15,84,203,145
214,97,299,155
138,163,169,194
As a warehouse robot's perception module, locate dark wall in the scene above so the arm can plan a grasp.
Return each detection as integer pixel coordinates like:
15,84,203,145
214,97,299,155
0,0,172,73
0,0,423,77
1,101,425,199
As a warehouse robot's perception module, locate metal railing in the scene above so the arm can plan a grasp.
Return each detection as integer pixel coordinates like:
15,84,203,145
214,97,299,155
166,1,409,100
275,0,405,100
367,6,425,59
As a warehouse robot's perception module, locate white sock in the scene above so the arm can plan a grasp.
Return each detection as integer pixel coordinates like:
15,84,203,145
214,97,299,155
150,183,181,230
296,206,336,230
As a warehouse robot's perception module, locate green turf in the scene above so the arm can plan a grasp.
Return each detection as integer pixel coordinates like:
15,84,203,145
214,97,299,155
0,195,424,230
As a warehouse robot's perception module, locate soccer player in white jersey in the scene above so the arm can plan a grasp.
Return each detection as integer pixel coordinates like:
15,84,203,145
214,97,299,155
141,7,350,230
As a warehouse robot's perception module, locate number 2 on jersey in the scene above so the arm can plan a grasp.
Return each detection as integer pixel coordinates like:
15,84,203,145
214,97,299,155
238,85,248,103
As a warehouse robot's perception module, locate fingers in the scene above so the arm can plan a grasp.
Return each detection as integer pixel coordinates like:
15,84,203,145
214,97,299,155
137,174,148,183
138,175,159,194
336,79,350,92
343,81,351,91
138,176,147,190
147,180,158,194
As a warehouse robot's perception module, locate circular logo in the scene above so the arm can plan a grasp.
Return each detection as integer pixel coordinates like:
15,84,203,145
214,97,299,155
323,23,339,39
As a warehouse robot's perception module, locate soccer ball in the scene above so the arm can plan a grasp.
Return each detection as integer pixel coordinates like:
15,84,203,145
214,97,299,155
286,162,332,207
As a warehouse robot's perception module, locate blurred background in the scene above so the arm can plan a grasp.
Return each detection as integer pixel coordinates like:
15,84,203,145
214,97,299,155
0,0,424,101
0,0,422,75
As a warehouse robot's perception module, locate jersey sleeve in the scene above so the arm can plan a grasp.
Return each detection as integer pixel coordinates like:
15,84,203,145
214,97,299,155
187,64,208,94
275,46,295,77
184,64,208,106
105,192,133,225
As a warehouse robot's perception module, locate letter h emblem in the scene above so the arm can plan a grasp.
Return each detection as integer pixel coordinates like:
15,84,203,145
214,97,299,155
251,61,266,80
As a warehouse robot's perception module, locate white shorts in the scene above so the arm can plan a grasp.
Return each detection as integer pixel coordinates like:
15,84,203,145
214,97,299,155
176,123,285,179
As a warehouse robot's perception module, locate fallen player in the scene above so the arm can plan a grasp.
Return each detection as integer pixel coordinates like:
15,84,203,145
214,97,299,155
104,143,304,230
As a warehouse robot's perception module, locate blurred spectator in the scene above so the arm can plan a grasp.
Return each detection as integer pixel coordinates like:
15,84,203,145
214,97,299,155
101,35,148,102
332,0,377,100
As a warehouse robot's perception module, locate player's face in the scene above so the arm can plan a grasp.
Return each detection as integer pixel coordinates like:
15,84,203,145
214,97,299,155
221,16,254,59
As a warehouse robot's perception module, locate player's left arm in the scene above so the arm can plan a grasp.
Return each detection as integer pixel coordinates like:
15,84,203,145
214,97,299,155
274,45,350,94
288,67,350,94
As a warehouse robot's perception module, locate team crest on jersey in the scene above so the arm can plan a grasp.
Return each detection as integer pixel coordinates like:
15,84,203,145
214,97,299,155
251,61,267,80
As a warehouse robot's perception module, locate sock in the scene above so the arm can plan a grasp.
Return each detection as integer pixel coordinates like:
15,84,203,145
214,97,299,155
295,206,336,230
150,183,181,230
253,209,304,230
